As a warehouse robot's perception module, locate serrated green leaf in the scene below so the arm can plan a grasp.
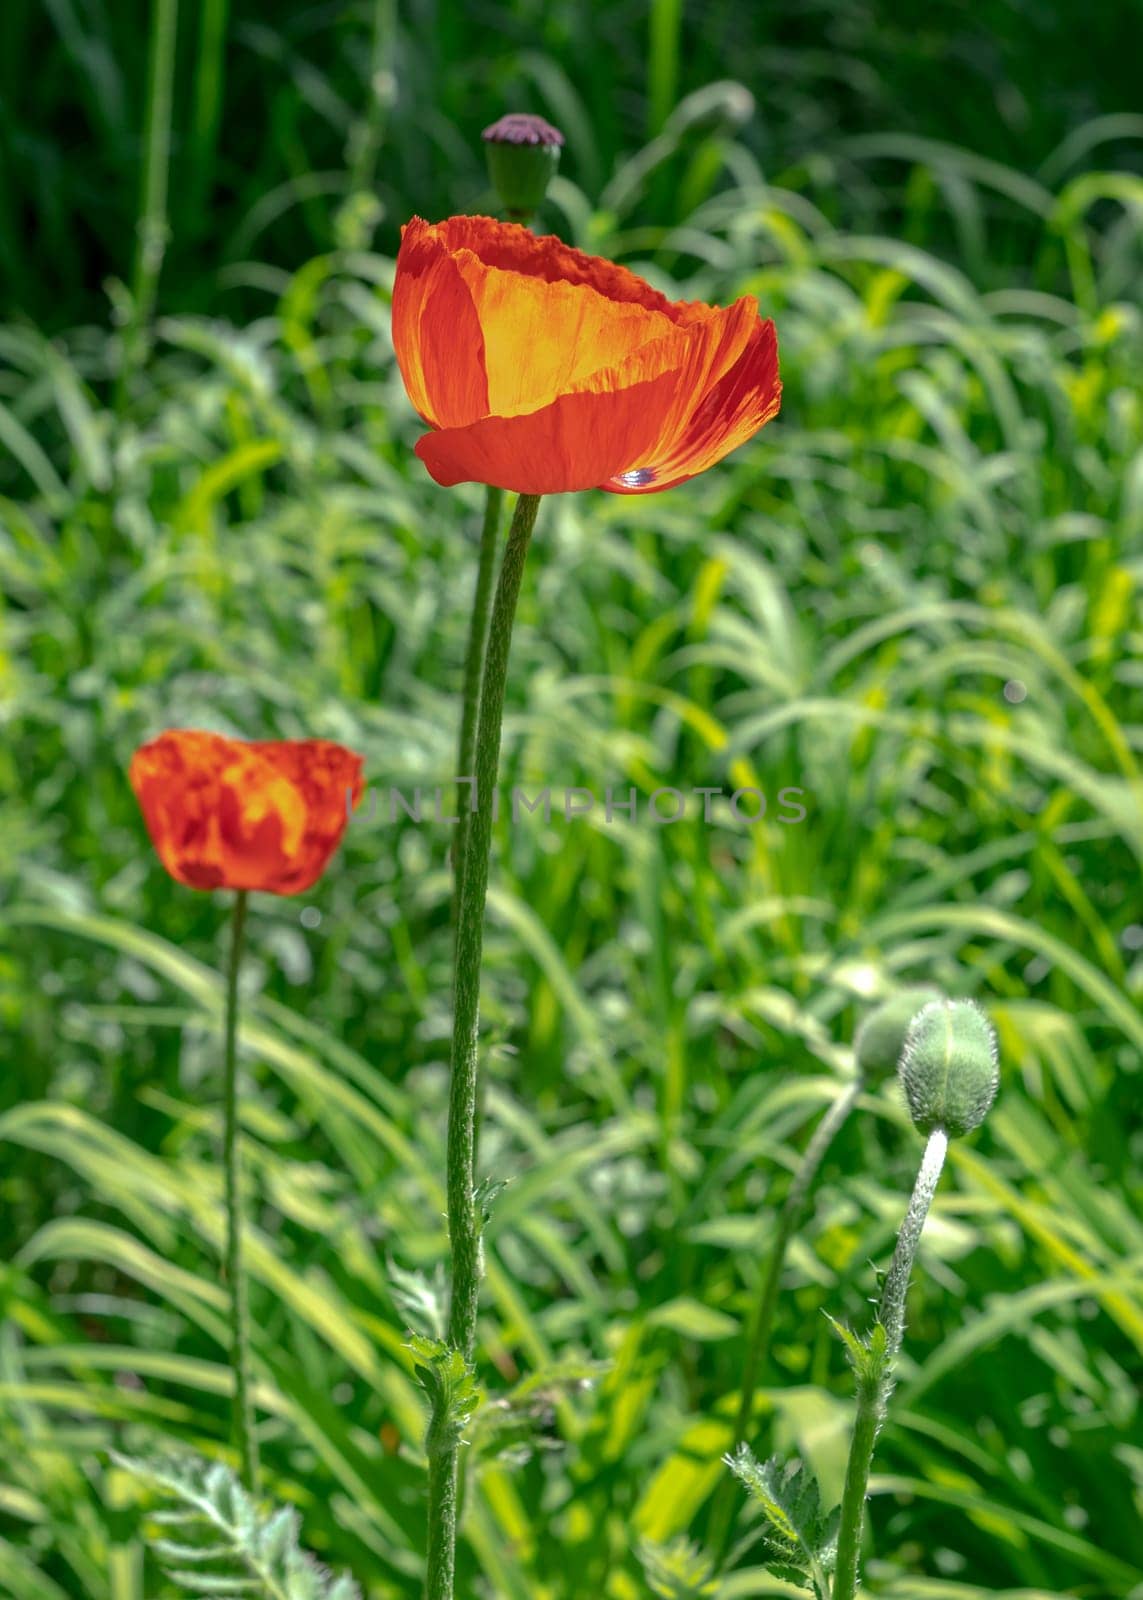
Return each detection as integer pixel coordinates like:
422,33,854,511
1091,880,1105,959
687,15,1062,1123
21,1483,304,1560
824,1312,867,1369
258,1506,298,1565
388,1259,447,1341
724,1446,836,1597
113,1450,361,1600
636,1535,718,1597
409,1334,481,1445
151,1538,236,1562
166,1573,258,1594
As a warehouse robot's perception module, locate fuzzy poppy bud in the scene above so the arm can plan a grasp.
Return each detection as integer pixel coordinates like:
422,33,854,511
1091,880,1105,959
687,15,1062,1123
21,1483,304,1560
482,113,564,220
854,986,944,1082
899,999,999,1138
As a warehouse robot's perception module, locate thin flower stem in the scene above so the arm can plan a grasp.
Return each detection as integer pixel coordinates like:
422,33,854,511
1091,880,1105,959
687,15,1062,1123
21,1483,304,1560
426,490,541,1600
710,1077,863,1558
453,486,504,922
222,888,259,1494
832,1128,948,1600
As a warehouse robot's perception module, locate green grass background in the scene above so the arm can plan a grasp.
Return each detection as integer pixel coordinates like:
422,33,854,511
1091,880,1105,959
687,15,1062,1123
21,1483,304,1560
1,0,1142,1596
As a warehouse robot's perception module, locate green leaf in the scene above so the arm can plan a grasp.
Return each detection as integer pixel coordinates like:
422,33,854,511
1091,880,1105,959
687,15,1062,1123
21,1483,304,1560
473,1175,509,1222
823,1313,866,1370
387,1260,447,1342
825,1313,890,1397
408,1335,481,1448
724,1447,838,1597
647,1298,738,1341
111,1451,360,1600
470,1357,610,1467
636,1535,718,1598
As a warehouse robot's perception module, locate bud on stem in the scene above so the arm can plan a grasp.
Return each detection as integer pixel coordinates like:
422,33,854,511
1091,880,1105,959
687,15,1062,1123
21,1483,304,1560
900,999,999,1138
854,986,943,1082
833,999,999,1600
482,113,565,221
832,1129,949,1600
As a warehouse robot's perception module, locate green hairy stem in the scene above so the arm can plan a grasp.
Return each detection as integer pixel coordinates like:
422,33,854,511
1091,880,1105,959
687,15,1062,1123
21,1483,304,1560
425,491,541,1600
832,1128,949,1600
222,889,259,1494
453,485,504,920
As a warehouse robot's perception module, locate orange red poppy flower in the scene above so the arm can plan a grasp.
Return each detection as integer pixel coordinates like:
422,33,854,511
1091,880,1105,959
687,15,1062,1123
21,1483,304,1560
392,215,781,496
129,730,364,896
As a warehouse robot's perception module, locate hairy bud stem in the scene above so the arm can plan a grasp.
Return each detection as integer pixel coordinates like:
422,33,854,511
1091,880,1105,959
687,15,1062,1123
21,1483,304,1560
831,1128,950,1600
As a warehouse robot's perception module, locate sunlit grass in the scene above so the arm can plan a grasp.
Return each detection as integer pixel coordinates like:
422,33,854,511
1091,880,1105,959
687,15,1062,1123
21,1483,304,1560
1,19,1141,1597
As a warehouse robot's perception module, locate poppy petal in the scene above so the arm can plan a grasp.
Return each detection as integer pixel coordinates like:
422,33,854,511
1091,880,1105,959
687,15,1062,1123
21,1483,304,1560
451,250,683,419
415,298,759,494
601,318,781,494
392,220,490,428
415,366,687,495
425,215,688,320
602,296,759,469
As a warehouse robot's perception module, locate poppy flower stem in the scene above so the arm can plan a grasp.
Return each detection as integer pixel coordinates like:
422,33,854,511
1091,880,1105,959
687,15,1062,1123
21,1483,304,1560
453,485,504,920
709,1076,863,1559
222,888,259,1495
426,491,541,1600
832,1128,948,1600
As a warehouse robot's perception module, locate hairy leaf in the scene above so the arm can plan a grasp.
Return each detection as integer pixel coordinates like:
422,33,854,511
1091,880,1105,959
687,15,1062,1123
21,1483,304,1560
723,1447,838,1596
112,1451,361,1600
636,1535,718,1598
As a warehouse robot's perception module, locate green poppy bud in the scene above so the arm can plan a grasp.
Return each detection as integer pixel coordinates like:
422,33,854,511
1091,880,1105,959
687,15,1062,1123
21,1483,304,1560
899,999,999,1138
482,113,565,220
854,986,944,1082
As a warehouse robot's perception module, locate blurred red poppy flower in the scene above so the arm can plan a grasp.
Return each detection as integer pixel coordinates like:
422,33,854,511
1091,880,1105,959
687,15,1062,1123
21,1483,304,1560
129,730,364,896
392,215,780,495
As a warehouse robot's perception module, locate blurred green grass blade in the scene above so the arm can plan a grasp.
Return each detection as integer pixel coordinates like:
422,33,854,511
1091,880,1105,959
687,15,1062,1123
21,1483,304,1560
951,1146,1143,1354
0,404,68,505
898,1270,1143,1407
0,1540,75,1600
867,1474,1143,1587
842,134,1054,216
647,0,682,136
866,904,1143,1055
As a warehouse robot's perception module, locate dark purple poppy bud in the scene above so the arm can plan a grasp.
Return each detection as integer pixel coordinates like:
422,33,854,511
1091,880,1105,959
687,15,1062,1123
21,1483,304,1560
482,113,565,220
